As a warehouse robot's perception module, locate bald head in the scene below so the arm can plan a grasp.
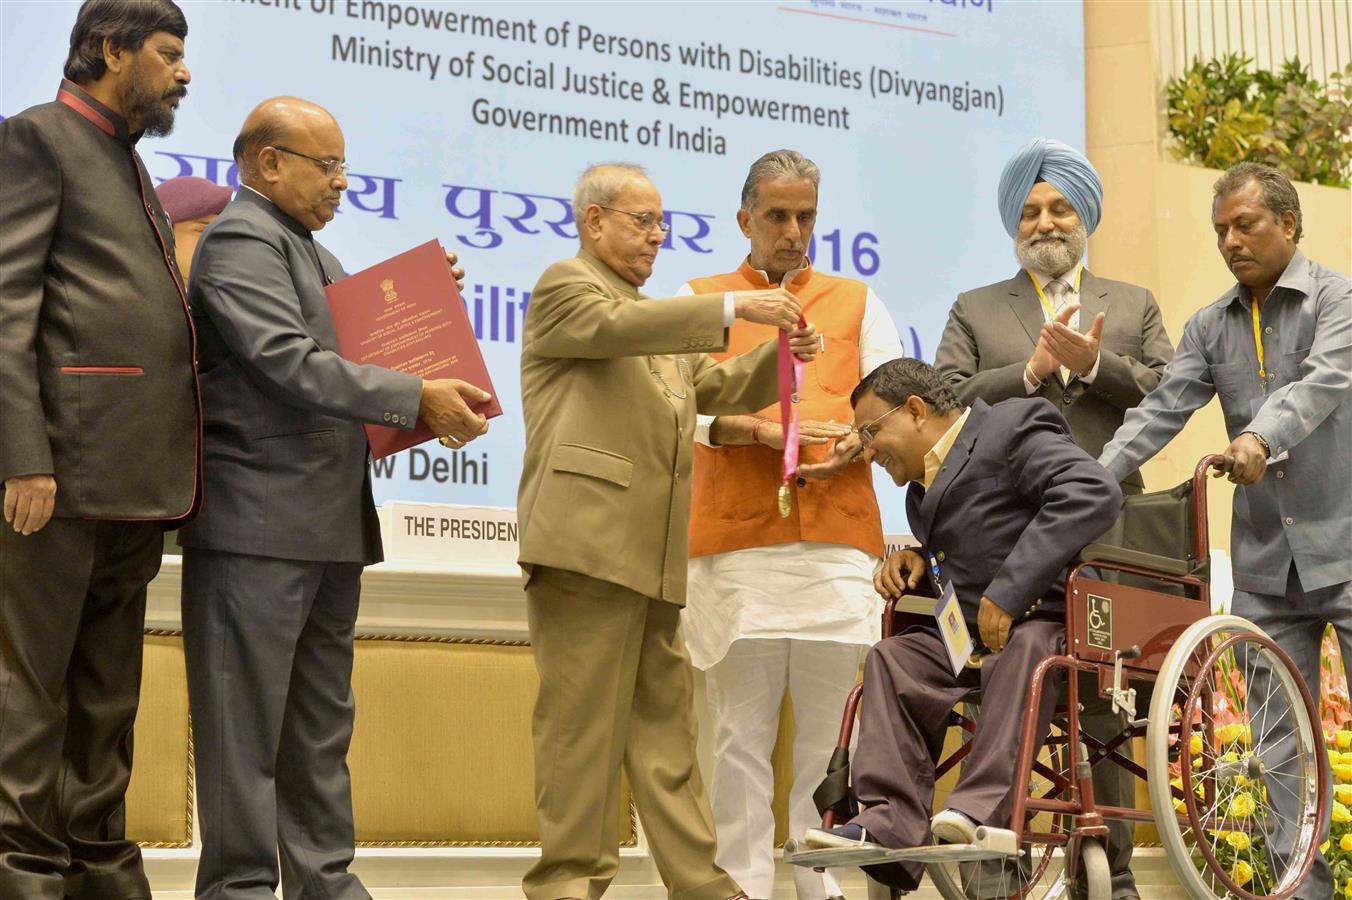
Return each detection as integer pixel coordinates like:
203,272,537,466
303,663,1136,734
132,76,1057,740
232,96,348,231
233,97,336,181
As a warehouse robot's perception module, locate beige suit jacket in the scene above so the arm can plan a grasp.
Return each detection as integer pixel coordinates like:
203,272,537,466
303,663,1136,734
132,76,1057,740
518,251,779,605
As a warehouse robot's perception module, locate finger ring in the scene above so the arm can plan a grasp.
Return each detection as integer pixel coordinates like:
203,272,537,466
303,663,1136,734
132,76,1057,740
439,436,455,448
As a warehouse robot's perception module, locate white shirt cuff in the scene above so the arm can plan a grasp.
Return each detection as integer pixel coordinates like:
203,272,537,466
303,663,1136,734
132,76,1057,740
1078,351,1102,384
1023,366,1041,394
694,416,716,447
723,291,736,327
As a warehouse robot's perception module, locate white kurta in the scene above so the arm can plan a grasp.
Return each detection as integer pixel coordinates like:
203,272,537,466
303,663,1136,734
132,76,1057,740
683,541,882,670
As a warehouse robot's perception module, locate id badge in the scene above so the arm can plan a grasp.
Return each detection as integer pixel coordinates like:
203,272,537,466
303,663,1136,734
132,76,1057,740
934,582,974,676
1249,397,1289,463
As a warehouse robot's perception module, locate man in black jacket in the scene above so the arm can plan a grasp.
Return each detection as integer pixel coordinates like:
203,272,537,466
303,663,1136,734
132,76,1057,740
180,96,488,900
0,2,200,898
803,359,1121,894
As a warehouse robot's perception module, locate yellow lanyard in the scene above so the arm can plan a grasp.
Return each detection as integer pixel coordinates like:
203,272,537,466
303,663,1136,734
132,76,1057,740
1251,300,1266,380
1030,266,1084,320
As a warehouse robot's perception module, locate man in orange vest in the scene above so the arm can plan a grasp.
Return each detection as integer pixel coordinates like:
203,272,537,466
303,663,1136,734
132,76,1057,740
681,149,903,900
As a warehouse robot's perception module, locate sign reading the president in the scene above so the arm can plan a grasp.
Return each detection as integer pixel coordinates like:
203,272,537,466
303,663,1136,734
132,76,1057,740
385,501,518,565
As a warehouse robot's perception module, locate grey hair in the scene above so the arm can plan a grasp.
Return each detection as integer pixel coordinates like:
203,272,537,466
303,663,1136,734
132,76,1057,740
1213,162,1303,243
740,149,820,211
572,162,650,224
851,358,962,413
232,118,289,181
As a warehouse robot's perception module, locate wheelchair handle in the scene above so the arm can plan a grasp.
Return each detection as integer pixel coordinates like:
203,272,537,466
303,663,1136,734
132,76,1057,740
1190,455,1227,564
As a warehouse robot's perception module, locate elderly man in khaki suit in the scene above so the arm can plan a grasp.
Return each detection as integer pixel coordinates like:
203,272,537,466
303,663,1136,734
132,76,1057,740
518,162,817,900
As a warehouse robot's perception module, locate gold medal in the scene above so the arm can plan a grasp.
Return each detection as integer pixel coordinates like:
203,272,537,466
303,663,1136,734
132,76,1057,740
777,483,791,518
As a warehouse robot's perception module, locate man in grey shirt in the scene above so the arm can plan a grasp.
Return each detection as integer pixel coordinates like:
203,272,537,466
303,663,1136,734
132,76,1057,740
1099,162,1350,900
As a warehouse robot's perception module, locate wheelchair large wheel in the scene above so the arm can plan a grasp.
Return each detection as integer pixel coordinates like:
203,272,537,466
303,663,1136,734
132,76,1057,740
1146,615,1326,900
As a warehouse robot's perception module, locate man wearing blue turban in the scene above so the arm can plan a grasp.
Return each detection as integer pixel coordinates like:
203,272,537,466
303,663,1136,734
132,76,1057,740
996,136,1105,240
934,137,1176,900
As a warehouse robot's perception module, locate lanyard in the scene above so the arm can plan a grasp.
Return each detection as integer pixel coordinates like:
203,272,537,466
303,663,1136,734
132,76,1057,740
776,319,806,517
775,273,806,518
1030,266,1084,321
928,552,944,590
1251,300,1267,381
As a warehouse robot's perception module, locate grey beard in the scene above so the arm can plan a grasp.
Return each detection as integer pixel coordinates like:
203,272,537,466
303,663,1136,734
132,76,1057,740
120,71,183,137
1015,223,1087,276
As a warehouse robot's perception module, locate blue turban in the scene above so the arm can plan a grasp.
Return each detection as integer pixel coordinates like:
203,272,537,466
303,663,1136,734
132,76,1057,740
997,137,1103,239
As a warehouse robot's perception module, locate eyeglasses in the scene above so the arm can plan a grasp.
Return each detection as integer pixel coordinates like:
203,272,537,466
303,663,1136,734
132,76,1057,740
272,145,348,178
597,205,671,235
856,403,905,450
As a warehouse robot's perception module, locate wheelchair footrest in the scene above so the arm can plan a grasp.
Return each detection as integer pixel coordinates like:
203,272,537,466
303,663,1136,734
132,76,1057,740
784,827,1019,868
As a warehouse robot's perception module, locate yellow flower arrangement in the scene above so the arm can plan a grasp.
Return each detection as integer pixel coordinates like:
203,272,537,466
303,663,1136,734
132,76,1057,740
1227,831,1252,851
1228,792,1257,818
1230,859,1254,887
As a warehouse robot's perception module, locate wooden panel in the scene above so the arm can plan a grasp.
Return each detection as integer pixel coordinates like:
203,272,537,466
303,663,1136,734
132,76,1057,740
126,633,193,846
349,637,633,845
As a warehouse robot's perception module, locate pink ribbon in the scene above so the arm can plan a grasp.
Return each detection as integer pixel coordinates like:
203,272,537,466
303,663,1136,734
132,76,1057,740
777,319,807,514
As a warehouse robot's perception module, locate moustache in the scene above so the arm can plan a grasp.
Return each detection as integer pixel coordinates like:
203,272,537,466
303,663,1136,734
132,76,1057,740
164,86,188,100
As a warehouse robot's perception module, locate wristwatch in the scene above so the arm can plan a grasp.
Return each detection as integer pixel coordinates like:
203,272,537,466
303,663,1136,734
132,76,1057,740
1245,431,1271,458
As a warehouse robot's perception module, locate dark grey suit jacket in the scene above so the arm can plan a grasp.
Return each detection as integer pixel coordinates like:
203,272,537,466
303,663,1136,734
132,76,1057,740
935,268,1174,490
906,399,1122,633
0,81,200,520
178,188,422,565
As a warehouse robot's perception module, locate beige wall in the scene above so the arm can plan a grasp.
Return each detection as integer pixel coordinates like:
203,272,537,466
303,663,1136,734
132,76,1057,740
1155,0,1351,83
1085,0,1351,553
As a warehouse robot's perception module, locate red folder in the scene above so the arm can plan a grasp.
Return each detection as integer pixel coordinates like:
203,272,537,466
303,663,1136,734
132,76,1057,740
325,239,501,459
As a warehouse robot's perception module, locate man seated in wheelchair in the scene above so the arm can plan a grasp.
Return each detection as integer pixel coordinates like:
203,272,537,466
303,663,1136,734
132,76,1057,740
801,358,1121,891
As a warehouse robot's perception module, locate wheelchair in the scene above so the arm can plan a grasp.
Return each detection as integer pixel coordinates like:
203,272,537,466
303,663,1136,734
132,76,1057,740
785,456,1329,900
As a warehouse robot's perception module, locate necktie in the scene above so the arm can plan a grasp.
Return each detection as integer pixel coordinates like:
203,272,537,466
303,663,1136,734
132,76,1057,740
1046,278,1072,383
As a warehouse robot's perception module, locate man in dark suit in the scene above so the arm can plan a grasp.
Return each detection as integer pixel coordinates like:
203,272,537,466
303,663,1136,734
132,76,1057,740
0,3,200,897
933,139,1172,897
180,96,490,899
802,358,1121,895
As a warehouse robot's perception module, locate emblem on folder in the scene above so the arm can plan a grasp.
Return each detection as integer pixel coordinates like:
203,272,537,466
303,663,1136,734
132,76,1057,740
380,278,398,304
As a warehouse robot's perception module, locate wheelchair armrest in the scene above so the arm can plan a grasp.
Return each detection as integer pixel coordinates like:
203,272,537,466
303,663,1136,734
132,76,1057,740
1080,542,1207,578
885,594,937,640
